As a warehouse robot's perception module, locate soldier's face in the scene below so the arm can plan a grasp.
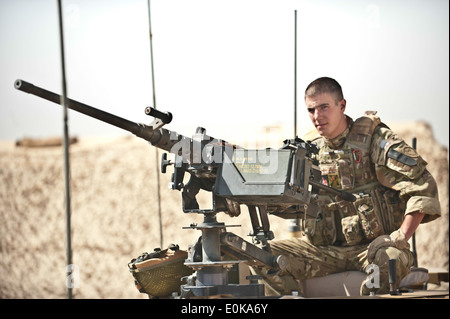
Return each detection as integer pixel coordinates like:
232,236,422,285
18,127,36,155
305,93,347,139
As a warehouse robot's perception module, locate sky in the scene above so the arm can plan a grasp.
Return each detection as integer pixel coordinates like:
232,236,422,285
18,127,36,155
1,0,449,150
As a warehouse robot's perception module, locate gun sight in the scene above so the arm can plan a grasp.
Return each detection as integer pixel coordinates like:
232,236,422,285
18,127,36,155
145,106,172,124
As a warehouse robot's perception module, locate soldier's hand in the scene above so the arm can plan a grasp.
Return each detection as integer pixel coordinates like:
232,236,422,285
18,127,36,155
366,229,409,263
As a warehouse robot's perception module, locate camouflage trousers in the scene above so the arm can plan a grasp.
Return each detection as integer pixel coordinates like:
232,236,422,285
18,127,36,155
250,237,414,296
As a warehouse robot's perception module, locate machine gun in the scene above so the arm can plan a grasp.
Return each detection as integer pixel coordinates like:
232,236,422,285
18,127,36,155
14,79,355,298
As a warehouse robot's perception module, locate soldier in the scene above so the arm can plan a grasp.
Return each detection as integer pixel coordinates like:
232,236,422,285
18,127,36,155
253,77,441,295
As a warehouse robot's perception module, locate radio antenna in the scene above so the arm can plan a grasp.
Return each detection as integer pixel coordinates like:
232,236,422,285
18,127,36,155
288,10,303,238
148,0,157,110
147,0,163,248
294,10,298,138
57,0,73,299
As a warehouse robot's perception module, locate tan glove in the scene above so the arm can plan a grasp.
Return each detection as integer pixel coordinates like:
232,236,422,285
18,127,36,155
367,229,409,263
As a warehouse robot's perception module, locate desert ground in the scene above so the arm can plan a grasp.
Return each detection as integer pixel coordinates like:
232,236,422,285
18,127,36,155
0,121,448,298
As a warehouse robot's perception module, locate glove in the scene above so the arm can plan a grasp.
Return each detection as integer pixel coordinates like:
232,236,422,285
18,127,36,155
366,229,409,263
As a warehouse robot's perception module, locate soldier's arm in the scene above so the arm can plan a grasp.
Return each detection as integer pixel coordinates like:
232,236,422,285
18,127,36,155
370,126,441,224
400,211,425,241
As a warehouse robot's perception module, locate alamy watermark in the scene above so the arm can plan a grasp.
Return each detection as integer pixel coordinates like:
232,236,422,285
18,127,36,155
365,263,380,289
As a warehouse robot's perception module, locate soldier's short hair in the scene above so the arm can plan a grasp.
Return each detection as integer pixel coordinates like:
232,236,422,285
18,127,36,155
305,77,344,104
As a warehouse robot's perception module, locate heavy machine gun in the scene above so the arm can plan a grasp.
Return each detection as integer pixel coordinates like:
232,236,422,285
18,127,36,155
14,79,355,298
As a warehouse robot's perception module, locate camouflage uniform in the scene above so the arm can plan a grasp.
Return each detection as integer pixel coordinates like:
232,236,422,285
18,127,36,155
253,112,441,296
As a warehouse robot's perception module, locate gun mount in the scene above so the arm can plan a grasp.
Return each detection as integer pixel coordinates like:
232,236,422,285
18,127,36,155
15,79,355,298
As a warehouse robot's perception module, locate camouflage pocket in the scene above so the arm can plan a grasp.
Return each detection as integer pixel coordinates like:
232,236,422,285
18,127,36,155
332,200,358,217
356,198,383,240
381,188,405,233
341,215,364,245
304,217,327,246
303,211,336,246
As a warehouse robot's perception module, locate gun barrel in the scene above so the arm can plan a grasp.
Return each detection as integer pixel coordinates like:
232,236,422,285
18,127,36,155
15,79,148,136
14,79,201,161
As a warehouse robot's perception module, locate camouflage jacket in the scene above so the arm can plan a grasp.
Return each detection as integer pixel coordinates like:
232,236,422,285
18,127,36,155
302,111,441,246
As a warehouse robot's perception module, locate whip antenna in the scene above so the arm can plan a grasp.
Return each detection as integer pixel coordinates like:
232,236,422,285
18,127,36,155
288,10,302,238
294,10,298,138
57,0,73,299
147,0,163,248
148,0,157,109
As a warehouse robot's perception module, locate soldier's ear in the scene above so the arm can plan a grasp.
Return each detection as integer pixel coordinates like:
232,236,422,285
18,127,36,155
340,99,346,112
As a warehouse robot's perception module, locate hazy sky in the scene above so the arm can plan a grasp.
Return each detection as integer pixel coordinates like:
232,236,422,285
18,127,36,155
1,0,448,149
